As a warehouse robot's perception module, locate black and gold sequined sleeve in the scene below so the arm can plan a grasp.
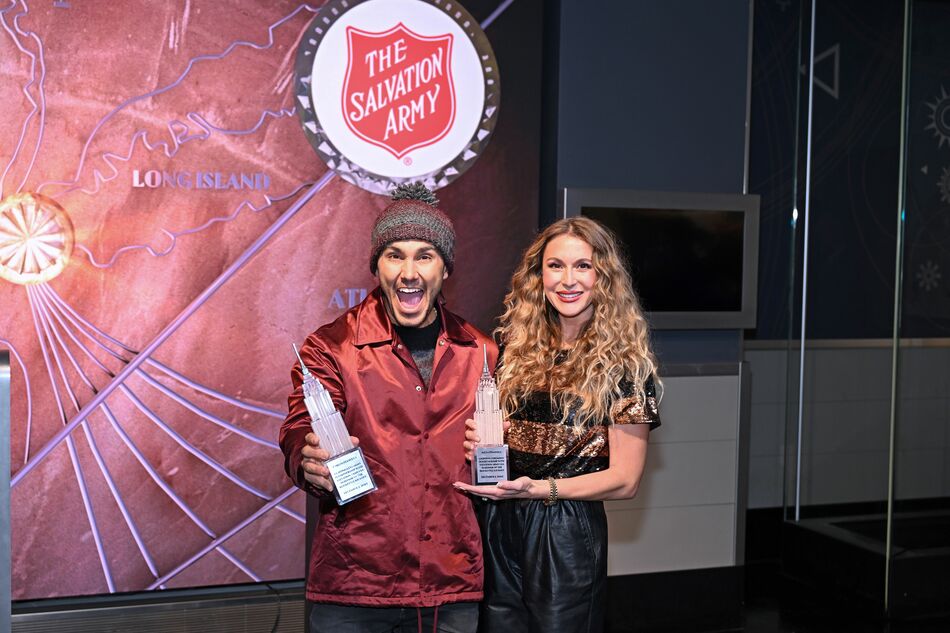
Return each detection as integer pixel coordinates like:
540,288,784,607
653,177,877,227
609,377,661,430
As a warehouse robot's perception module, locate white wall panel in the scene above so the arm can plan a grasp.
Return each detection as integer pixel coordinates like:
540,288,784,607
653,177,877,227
603,371,744,574
745,346,950,507
606,504,737,575
607,440,737,510
654,375,739,444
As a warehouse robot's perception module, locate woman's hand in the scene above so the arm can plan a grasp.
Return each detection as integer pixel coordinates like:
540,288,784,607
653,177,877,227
462,418,512,462
453,476,540,500
462,418,478,461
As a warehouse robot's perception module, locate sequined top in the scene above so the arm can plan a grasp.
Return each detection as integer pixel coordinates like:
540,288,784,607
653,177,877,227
507,377,660,480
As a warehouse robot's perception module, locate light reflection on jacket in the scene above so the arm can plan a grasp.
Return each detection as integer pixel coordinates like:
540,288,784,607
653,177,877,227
281,287,498,607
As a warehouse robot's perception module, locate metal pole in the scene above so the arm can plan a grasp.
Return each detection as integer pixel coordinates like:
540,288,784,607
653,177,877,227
884,0,913,614
795,0,818,522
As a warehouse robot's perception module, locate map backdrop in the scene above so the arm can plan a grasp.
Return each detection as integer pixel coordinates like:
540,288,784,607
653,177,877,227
0,0,541,599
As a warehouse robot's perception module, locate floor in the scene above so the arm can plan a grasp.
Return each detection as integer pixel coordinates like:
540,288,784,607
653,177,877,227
737,564,950,633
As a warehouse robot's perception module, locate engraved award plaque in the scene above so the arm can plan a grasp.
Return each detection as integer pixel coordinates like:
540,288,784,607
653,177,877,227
472,344,509,485
294,344,377,505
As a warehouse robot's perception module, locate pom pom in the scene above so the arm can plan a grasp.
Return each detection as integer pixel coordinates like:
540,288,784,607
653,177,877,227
390,182,439,207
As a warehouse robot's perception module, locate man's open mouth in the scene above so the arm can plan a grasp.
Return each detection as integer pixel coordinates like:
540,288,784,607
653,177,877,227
397,287,424,308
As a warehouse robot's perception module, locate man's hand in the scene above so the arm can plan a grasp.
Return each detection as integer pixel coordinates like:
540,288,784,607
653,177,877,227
301,432,359,493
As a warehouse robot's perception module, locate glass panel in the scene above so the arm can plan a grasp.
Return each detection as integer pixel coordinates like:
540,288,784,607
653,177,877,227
888,0,950,617
778,0,906,612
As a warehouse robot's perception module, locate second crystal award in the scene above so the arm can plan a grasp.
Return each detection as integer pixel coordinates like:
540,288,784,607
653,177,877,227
472,344,509,485
294,344,377,505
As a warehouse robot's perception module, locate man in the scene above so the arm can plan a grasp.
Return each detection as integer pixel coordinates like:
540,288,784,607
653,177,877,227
280,184,497,633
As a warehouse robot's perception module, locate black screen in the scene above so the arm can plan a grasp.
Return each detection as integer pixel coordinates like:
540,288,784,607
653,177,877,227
582,206,745,312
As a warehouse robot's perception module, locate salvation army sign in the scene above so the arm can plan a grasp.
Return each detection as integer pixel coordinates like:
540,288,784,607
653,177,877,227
295,0,499,194
343,24,455,159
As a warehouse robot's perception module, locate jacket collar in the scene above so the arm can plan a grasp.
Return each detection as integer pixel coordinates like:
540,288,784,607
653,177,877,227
354,287,476,347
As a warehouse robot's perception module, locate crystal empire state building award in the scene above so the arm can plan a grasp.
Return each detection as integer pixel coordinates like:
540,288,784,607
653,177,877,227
472,344,509,485
294,344,376,505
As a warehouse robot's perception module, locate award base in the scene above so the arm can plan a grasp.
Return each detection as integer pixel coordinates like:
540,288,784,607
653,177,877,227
326,446,377,505
472,444,509,485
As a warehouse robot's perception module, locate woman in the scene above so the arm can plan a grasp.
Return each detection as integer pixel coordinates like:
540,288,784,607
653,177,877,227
454,217,661,633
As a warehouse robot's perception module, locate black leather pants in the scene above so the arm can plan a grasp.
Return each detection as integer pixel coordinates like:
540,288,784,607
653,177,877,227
476,498,607,633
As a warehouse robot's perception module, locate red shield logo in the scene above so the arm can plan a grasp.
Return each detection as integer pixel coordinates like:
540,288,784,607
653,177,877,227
342,23,455,159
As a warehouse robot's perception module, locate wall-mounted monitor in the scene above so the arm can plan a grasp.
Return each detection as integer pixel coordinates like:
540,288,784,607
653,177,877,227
562,188,759,330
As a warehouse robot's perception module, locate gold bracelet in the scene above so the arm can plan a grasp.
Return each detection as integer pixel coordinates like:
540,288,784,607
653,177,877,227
543,476,558,506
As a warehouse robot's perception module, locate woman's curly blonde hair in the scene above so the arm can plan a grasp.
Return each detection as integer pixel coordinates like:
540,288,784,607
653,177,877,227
495,216,659,426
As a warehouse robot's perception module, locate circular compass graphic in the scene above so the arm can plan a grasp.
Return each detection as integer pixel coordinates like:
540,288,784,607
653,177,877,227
294,0,500,194
925,86,950,149
0,192,74,285
939,166,950,205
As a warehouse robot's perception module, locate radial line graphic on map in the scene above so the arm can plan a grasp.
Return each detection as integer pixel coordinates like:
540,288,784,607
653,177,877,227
24,284,300,588
11,171,333,488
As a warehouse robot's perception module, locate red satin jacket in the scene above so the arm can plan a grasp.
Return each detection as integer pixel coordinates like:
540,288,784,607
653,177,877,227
280,288,498,607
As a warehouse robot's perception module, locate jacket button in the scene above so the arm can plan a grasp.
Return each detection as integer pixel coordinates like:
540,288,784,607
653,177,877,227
397,343,403,349
415,385,422,392
423,432,429,440
439,339,445,346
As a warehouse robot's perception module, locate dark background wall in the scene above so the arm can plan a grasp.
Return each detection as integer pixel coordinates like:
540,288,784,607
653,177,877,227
546,0,753,364
747,0,915,341
555,0,751,195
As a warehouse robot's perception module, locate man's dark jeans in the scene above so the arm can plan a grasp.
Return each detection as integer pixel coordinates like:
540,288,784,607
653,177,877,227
308,601,478,633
